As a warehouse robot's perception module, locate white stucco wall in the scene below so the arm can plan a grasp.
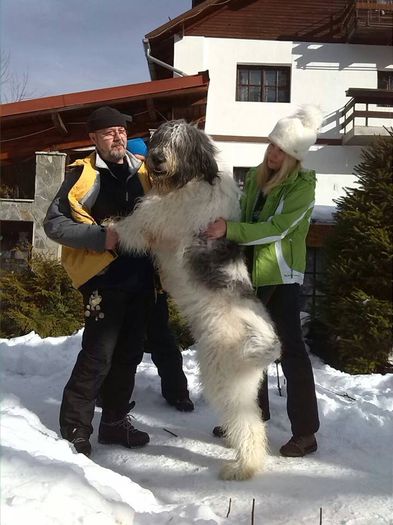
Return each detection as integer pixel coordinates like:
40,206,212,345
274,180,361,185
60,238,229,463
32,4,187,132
173,35,392,206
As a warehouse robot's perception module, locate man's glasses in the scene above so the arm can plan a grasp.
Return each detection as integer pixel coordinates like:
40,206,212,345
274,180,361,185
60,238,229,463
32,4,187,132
97,127,127,140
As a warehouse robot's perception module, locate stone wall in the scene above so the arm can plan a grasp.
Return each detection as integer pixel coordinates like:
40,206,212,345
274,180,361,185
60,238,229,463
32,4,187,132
0,152,66,259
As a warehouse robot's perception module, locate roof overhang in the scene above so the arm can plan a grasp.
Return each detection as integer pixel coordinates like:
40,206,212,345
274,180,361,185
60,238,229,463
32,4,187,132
0,71,210,162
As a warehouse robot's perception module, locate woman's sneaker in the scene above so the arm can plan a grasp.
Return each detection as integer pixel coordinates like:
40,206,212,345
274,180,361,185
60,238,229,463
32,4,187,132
280,434,317,457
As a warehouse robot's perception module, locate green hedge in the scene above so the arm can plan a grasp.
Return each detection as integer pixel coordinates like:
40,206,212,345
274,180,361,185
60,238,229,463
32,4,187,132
0,252,84,338
0,252,193,348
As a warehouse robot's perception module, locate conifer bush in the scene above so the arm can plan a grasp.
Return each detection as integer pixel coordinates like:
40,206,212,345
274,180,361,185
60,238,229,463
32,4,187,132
321,133,393,373
167,297,194,350
0,252,84,338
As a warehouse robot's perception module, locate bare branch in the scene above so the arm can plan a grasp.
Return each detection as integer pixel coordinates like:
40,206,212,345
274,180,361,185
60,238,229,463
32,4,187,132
0,51,34,102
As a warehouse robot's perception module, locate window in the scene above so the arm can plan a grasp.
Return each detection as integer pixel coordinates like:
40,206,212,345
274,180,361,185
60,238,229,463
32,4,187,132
378,71,393,107
0,157,36,200
0,220,33,272
236,66,290,103
378,70,393,91
233,167,251,190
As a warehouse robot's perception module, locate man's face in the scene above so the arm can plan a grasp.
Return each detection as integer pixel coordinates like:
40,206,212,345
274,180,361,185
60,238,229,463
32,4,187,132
89,126,127,164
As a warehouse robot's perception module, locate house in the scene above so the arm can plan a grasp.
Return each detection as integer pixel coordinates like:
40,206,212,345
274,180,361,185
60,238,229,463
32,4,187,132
0,72,209,270
143,0,393,310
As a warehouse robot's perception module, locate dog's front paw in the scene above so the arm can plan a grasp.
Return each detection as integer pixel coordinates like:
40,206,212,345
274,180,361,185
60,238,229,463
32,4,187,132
219,461,257,481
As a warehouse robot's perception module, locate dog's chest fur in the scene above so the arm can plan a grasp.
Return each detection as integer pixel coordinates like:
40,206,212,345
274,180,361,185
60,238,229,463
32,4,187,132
146,174,252,310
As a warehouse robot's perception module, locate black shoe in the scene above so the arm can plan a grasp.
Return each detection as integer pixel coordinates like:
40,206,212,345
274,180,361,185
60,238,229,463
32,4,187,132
280,434,318,457
166,397,194,412
212,425,226,438
69,428,92,457
98,405,149,448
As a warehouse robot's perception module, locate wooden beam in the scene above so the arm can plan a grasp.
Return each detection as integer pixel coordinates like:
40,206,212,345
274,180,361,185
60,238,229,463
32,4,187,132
146,98,157,120
51,112,68,135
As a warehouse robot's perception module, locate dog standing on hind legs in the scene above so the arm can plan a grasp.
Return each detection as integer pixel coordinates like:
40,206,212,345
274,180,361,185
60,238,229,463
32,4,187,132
114,120,280,480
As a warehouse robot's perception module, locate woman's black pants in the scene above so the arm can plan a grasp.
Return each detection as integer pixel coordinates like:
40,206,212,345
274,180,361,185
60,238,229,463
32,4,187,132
257,284,320,437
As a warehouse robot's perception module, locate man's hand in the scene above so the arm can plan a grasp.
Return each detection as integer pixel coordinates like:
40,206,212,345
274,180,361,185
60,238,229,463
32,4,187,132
105,227,119,250
204,218,227,240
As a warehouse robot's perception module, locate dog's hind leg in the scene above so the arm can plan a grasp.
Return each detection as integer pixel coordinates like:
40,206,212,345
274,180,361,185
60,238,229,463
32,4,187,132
218,368,267,481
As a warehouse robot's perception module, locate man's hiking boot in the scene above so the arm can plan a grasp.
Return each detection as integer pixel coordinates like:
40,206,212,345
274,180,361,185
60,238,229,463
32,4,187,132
166,396,194,412
280,434,317,457
69,428,92,457
98,403,149,448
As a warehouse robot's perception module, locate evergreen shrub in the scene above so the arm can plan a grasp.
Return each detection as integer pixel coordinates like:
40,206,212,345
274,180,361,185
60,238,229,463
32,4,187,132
0,252,84,338
319,133,393,373
167,296,194,350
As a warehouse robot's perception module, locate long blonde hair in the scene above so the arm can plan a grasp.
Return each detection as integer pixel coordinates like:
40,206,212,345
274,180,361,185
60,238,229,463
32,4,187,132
256,146,300,195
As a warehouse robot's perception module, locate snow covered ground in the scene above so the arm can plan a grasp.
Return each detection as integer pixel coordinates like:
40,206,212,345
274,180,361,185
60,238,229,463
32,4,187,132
1,330,392,524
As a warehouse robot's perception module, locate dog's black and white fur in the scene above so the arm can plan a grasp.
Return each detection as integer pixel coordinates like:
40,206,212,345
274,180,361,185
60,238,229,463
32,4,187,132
115,121,280,480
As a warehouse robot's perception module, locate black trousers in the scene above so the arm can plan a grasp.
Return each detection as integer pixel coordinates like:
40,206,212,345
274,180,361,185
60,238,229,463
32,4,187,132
60,287,151,437
145,292,189,401
257,284,320,437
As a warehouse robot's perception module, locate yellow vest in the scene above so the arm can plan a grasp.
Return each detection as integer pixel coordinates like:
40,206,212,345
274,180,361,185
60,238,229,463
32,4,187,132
61,152,151,288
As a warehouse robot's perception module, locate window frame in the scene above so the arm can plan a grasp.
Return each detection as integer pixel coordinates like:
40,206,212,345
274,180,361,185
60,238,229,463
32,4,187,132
236,65,291,103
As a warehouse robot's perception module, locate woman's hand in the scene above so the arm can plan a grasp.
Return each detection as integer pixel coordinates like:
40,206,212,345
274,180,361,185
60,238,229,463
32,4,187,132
204,218,227,240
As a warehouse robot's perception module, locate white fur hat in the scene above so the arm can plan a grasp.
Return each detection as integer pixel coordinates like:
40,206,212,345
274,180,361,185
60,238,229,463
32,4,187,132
268,105,324,161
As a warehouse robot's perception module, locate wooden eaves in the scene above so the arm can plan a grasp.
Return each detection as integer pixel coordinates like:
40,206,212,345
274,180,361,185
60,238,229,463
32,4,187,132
0,71,210,162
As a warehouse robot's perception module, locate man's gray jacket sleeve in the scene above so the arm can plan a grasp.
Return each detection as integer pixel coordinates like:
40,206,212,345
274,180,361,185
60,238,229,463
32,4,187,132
43,169,107,252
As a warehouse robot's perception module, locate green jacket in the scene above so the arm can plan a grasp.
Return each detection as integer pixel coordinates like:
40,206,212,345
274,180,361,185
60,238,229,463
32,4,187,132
226,167,316,287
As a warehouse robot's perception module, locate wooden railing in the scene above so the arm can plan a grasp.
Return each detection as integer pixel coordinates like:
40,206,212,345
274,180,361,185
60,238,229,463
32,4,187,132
355,2,393,28
341,88,393,134
295,1,393,41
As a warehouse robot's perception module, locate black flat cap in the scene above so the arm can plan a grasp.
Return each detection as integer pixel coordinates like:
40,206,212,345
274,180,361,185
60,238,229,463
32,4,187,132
86,106,133,132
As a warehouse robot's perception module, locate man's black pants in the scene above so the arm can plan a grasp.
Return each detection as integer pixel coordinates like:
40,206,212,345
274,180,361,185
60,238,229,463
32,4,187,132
257,284,320,437
145,291,189,402
60,287,150,437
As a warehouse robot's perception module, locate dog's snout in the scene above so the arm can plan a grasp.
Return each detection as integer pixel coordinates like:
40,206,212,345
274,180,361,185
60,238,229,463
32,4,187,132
149,151,165,164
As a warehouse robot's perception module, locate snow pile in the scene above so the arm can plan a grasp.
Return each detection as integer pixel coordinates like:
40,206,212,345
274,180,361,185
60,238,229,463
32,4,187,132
1,332,392,524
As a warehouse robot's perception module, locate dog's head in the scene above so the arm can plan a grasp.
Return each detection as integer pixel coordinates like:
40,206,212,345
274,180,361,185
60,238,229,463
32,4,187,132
146,120,219,192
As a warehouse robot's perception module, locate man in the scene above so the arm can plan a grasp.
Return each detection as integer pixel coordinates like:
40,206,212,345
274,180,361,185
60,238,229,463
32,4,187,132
44,106,191,457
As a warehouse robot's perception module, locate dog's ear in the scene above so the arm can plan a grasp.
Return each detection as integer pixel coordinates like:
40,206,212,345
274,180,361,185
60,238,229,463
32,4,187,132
201,153,218,185
195,128,219,184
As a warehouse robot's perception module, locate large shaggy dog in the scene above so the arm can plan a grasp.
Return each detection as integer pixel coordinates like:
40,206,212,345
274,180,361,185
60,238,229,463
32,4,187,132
115,121,280,480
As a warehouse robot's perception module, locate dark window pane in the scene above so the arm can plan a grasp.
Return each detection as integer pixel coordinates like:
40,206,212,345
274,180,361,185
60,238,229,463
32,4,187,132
249,69,261,85
277,69,289,87
264,69,277,87
238,69,249,84
265,87,277,102
277,88,289,102
249,86,261,101
378,71,393,90
237,86,249,101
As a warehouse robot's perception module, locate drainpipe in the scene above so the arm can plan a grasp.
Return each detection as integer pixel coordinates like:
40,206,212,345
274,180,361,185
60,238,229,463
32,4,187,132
143,38,188,79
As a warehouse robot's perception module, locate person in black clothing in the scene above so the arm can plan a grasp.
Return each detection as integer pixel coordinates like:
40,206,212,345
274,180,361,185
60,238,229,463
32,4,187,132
44,107,191,457
126,139,193,413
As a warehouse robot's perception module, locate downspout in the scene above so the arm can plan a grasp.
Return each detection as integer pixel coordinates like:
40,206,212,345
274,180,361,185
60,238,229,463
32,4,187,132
143,38,188,79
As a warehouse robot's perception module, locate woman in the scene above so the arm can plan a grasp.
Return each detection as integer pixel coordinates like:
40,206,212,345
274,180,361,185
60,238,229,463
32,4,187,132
206,106,322,457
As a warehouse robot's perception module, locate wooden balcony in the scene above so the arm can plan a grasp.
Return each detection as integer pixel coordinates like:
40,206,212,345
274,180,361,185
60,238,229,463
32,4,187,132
342,1,393,44
341,88,393,145
294,1,393,44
